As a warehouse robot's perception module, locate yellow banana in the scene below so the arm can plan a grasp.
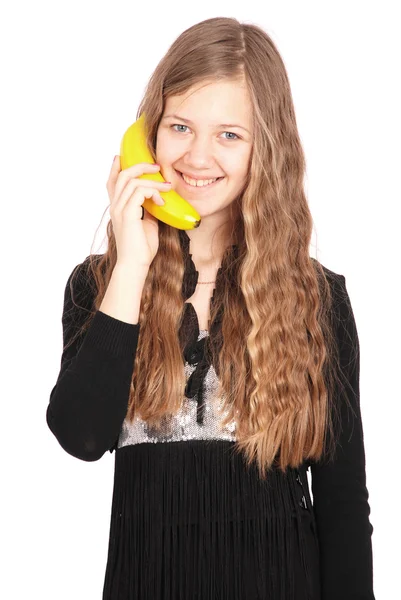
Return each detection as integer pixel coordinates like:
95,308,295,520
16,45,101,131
119,113,201,230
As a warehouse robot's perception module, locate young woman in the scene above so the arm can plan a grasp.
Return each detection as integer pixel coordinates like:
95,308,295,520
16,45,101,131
46,17,375,600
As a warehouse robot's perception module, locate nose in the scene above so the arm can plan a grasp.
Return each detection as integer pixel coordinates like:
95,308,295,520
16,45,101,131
183,135,217,170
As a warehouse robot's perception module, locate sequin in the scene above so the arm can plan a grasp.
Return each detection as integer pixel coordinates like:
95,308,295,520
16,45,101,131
118,329,237,448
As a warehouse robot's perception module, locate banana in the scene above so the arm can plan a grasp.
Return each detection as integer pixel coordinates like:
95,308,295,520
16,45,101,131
119,113,201,230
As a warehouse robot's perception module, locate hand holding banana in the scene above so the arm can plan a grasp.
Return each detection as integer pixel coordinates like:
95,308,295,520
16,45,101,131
119,113,201,230
106,114,202,273
106,158,173,272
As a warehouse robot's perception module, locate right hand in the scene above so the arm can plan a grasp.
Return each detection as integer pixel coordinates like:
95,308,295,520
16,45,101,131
106,156,172,272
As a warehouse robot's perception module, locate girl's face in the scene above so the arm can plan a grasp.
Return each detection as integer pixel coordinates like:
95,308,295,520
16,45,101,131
156,79,253,223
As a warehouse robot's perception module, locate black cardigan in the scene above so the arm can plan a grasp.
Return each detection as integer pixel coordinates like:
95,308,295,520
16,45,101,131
46,233,375,599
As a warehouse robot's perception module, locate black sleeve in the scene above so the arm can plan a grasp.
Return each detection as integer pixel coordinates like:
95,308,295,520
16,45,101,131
310,274,375,599
46,258,141,462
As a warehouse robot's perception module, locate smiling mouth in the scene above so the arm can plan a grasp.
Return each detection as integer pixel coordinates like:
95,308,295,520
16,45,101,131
176,170,225,188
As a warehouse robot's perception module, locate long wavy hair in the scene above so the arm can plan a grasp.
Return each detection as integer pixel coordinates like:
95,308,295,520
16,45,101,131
68,17,352,479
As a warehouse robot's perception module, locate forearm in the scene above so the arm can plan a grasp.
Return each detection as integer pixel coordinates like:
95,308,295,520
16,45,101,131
99,263,149,325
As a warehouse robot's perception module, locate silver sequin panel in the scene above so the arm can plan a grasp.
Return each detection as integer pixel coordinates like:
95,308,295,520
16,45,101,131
117,330,237,448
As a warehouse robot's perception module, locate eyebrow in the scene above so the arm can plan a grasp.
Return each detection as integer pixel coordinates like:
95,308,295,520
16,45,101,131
162,114,250,134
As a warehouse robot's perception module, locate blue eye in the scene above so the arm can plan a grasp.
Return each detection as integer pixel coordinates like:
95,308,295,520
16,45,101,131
172,124,188,133
171,124,239,140
221,131,239,140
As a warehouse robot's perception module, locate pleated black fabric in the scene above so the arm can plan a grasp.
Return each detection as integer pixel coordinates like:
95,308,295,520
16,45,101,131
102,441,320,600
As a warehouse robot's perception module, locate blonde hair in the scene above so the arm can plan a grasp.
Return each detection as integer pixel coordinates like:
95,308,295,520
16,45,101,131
69,17,352,479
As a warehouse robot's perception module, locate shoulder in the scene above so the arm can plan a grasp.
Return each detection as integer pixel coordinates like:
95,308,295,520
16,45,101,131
64,253,104,309
71,253,103,279
310,258,354,337
310,257,346,301
310,256,344,284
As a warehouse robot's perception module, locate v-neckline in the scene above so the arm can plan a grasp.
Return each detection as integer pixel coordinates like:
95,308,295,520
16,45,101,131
178,228,238,338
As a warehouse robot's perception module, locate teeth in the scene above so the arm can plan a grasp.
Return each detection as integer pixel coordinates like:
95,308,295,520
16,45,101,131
181,173,219,187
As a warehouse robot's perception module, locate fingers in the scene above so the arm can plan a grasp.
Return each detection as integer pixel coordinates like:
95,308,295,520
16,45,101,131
112,162,161,204
107,159,161,200
111,182,165,218
111,177,171,213
106,158,172,217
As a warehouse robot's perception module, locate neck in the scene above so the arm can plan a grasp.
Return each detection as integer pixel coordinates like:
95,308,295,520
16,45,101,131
183,224,233,267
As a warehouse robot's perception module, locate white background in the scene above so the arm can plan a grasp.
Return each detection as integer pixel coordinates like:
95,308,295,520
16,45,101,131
2,1,399,598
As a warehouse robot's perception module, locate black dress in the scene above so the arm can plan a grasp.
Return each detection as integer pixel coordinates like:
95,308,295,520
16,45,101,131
103,230,319,600
46,229,375,600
